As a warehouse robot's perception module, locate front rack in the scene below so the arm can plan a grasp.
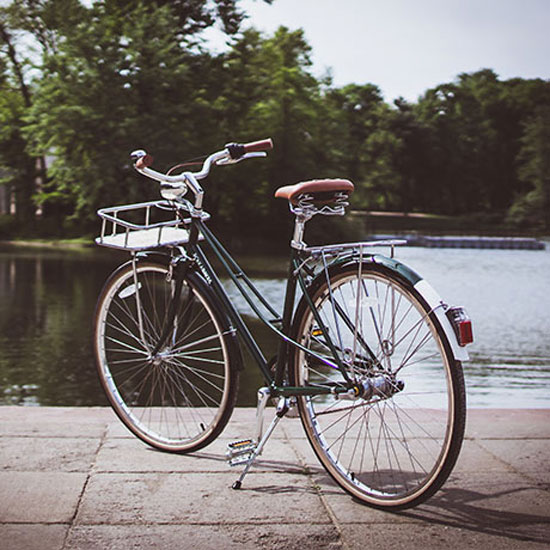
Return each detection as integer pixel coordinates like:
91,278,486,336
96,200,208,251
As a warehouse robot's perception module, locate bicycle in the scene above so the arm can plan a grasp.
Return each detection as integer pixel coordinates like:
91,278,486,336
93,138,473,510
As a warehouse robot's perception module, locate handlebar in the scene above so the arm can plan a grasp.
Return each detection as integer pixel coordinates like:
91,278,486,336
244,137,273,152
130,138,273,211
135,153,154,170
226,138,273,159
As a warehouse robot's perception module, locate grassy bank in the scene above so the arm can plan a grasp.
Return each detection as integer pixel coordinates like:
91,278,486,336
0,237,95,248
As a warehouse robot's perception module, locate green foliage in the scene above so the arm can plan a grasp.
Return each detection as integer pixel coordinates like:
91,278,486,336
412,70,550,218
322,84,393,208
0,1,549,239
108,0,248,36
507,106,550,230
0,64,36,223
24,2,200,227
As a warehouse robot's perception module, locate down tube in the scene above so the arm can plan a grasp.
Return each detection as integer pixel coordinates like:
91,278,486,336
187,239,274,384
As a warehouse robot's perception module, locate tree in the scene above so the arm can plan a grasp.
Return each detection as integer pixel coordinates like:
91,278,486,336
201,26,329,240
390,98,435,212
322,84,404,210
507,106,550,230
414,80,491,215
0,0,269,232
414,70,550,218
23,3,200,230
2,0,550,238
0,32,36,224
108,0,250,36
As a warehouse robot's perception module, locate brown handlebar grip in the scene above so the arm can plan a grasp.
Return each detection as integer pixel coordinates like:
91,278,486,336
243,138,273,153
136,154,154,169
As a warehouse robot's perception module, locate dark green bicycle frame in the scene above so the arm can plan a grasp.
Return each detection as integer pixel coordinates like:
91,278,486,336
173,215,359,399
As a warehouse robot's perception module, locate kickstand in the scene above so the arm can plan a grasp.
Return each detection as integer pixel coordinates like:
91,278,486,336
231,397,290,490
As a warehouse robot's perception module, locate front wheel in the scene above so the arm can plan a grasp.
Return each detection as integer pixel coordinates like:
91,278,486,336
290,261,466,509
93,260,240,453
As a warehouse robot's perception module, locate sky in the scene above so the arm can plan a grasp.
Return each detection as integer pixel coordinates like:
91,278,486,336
206,0,550,103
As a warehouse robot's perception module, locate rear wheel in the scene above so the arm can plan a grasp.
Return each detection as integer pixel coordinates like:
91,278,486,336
290,261,465,509
94,260,240,453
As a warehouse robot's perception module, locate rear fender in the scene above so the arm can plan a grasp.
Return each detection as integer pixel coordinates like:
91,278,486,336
373,255,469,362
318,253,469,362
413,279,469,362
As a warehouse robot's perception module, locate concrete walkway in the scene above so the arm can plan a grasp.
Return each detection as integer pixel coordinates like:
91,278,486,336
0,407,549,549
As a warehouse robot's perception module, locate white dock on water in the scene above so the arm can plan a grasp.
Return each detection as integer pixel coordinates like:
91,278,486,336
400,235,545,250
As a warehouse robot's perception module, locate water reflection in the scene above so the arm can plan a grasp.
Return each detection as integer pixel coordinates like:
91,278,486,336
0,248,119,405
0,244,549,407
396,245,550,408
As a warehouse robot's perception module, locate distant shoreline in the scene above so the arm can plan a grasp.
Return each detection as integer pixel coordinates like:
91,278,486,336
0,239,95,250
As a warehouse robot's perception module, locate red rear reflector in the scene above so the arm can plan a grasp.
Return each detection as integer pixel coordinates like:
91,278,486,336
446,307,473,347
457,319,473,346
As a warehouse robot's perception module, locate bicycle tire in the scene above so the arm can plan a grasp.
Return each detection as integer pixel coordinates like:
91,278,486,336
93,260,240,453
290,260,466,509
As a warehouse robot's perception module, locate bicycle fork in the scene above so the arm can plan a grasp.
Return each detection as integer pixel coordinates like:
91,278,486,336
131,254,190,357
226,388,291,489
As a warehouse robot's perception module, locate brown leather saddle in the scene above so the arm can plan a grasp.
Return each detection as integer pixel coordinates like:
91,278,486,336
274,179,354,206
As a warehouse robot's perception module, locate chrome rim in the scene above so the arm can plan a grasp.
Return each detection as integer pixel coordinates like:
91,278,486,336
96,264,231,449
296,268,455,504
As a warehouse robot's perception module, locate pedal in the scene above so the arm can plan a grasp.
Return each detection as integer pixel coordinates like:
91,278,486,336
226,439,256,467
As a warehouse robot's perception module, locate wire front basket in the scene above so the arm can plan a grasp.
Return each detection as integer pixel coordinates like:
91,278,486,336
96,200,206,251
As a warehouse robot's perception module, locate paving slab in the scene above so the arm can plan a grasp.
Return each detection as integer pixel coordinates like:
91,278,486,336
286,434,515,477
64,524,342,550
75,471,328,526
465,409,550,439
0,406,110,438
0,436,101,472
0,471,88,523
0,419,107,439
339,522,550,550
316,470,550,526
95,436,304,474
105,406,289,441
0,524,67,550
0,407,549,550
476,438,550,473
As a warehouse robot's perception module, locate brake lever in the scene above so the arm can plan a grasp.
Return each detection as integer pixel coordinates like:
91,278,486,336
216,152,267,166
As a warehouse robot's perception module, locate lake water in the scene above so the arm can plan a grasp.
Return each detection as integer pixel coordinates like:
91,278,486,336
0,242,549,408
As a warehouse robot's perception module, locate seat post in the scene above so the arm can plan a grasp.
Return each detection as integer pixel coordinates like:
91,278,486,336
291,212,310,250
274,179,354,251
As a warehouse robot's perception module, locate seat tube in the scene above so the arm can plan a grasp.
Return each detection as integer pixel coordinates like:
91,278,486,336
291,213,308,251
274,249,301,386
275,213,309,385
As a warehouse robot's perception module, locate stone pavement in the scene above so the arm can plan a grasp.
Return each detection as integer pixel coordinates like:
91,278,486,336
0,407,549,549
